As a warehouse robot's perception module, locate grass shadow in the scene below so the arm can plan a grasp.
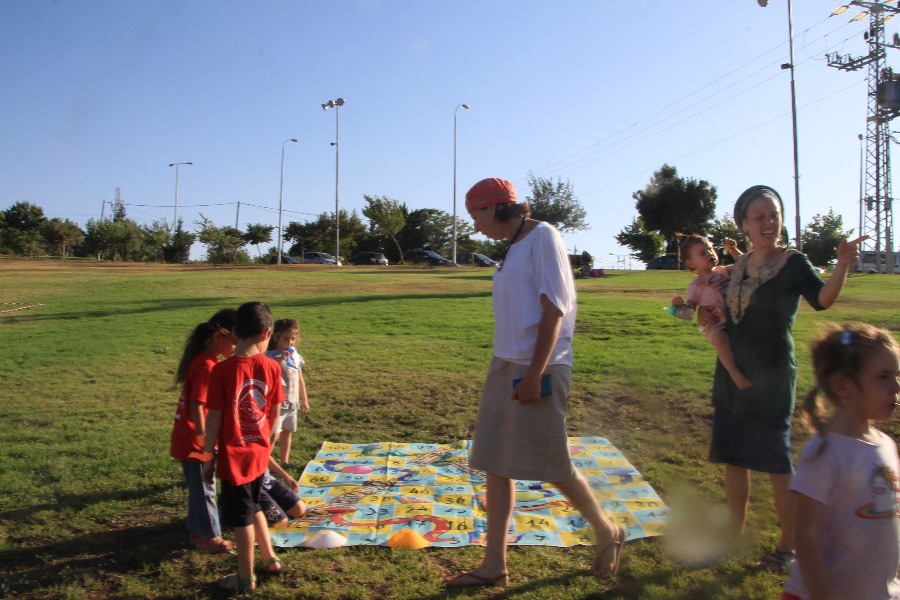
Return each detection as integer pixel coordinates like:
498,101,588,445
279,290,492,308
0,517,186,597
0,483,177,523
5,297,244,323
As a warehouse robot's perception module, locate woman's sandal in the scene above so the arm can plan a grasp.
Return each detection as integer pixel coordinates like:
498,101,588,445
260,555,283,575
443,571,509,588
591,524,625,577
216,573,256,592
757,549,796,574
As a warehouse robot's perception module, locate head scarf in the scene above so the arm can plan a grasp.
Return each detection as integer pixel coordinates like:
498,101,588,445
733,184,790,244
465,178,517,213
733,185,784,226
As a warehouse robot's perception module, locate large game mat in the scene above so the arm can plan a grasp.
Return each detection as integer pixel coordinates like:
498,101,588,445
271,436,667,549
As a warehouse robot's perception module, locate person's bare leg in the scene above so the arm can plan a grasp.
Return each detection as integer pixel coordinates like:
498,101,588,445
709,329,751,390
254,510,280,572
216,524,256,590
724,464,751,534
554,473,622,575
279,430,292,465
444,472,512,585
769,473,795,552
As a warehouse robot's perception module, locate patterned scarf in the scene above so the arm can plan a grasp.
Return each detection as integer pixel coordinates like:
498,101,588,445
725,249,797,324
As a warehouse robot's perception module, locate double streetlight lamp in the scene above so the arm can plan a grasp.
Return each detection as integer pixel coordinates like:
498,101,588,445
452,103,471,264
277,138,299,265
168,161,193,234
322,97,346,264
758,0,802,251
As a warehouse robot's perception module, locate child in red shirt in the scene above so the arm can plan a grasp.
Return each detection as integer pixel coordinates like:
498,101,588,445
169,308,237,554
200,302,285,593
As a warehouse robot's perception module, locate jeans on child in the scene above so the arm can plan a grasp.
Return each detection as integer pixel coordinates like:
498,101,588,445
181,460,221,539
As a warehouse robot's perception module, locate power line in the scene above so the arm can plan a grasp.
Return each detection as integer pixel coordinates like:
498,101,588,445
579,76,865,197
527,9,863,186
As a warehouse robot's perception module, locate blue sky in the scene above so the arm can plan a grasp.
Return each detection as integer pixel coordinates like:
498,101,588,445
0,1,886,267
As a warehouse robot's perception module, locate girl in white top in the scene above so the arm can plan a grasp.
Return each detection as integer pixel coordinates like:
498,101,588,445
444,178,622,588
782,322,900,600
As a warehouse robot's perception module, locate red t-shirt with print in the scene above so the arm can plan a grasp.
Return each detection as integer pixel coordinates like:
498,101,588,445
169,351,219,461
207,353,283,486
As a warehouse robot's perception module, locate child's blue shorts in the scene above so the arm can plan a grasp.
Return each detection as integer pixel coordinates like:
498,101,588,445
260,478,301,525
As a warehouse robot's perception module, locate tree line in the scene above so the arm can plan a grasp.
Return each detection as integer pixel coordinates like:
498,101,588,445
616,164,853,268
0,173,589,264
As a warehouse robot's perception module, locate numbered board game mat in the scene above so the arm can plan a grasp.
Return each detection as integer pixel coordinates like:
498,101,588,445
271,436,667,549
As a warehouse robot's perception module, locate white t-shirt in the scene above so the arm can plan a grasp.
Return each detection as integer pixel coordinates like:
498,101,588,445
783,430,900,600
491,221,576,367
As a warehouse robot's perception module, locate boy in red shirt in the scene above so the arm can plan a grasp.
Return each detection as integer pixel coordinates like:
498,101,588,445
200,302,284,592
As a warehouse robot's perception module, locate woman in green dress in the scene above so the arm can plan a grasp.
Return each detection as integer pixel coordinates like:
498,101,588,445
705,185,863,573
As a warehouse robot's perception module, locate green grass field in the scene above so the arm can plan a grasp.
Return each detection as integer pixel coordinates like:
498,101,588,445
1,260,897,599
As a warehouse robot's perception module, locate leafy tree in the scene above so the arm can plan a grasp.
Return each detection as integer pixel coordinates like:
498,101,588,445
614,217,665,263
456,237,506,260
113,219,144,261
1,201,47,255
398,208,455,257
283,220,310,255
525,173,588,233
633,164,717,261
243,223,274,258
705,214,745,263
83,218,120,260
362,195,407,262
282,210,365,261
196,215,248,264
801,209,853,267
42,218,84,258
142,220,173,262
10,228,46,257
284,216,331,257
164,218,196,263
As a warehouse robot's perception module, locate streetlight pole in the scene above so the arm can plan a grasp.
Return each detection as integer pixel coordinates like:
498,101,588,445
758,0,802,251
277,138,299,265
452,103,470,264
322,98,346,265
168,161,193,235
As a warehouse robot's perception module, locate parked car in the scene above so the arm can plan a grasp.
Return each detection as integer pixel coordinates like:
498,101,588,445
645,254,685,270
269,255,299,264
350,251,389,265
303,251,340,266
402,249,453,265
456,252,498,267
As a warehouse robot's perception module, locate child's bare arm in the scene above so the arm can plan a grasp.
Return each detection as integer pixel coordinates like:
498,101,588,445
298,371,309,414
672,296,697,309
268,457,299,492
188,400,206,447
794,492,834,600
200,409,223,484
723,237,742,259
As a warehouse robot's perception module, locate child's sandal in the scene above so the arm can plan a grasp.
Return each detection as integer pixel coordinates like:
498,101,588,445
216,573,256,592
260,555,283,575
